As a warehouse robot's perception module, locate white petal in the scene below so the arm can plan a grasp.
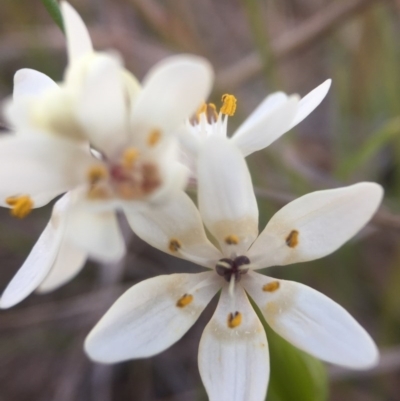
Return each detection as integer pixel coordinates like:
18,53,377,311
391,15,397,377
85,272,220,362
124,191,221,267
0,136,93,207
0,194,71,308
247,183,383,268
37,240,87,293
288,79,331,130
61,2,93,63
13,69,58,101
231,95,298,157
197,135,258,254
130,55,214,144
76,55,127,157
199,285,269,401
243,272,379,369
64,208,125,262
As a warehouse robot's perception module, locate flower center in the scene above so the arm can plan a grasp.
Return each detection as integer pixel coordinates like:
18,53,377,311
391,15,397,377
215,255,250,283
87,148,162,201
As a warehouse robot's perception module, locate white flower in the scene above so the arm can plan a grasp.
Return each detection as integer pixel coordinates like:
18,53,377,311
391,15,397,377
0,3,214,308
85,135,382,401
180,79,331,175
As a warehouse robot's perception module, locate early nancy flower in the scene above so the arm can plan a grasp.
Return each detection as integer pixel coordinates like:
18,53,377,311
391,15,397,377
85,135,382,401
180,78,331,175
0,3,214,308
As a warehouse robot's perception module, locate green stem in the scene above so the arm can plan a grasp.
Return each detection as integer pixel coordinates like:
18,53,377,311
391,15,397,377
41,0,64,32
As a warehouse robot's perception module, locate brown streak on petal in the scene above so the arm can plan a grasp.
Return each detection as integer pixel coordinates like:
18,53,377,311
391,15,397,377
262,281,280,292
176,293,193,308
286,230,299,248
169,238,182,252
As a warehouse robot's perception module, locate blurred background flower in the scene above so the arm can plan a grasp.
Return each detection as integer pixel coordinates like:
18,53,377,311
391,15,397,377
1,0,400,400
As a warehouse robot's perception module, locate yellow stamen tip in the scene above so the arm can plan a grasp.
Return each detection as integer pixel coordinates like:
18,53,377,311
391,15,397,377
228,311,242,328
169,238,182,252
88,165,108,185
225,234,239,245
122,147,139,168
286,230,299,248
6,195,33,219
262,281,280,292
221,94,237,116
147,129,162,147
176,293,193,308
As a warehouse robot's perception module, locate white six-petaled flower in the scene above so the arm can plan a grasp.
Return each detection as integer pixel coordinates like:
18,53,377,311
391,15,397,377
0,3,213,308
85,135,383,401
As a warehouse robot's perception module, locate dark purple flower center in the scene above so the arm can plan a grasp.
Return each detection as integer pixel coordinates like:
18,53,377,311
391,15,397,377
215,256,250,283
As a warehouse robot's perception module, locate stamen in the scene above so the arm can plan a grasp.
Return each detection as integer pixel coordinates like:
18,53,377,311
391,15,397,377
225,234,239,245
286,230,299,248
176,293,193,308
147,129,162,147
169,238,182,252
263,281,280,292
221,94,237,116
229,274,235,298
122,147,139,168
227,311,242,328
87,165,108,185
6,195,33,218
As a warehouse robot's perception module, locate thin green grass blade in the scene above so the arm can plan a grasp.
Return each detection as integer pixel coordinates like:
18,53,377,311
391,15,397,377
41,0,64,32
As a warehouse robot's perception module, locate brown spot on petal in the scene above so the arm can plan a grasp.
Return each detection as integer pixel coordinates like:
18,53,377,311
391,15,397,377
169,238,182,252
176,294,193,308
227,311,242,328
263,281,280,292
147,129,162,147
225,234,239,245
286,230,299,248
6,195,34,218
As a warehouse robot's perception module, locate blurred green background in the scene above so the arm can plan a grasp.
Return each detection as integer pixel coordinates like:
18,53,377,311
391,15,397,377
1,0,400,400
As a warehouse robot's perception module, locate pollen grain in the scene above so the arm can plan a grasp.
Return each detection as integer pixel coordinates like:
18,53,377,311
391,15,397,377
286,230,299,248
169,238,182,252
122,147,139,168
88,165,108,184
221,94,237,116
228,311,242,328
176,293,193,308
225,234,239,245
6,195,34,218
262,281,280,292
147,129,162,147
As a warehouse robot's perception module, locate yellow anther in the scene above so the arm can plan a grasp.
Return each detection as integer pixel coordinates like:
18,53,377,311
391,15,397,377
225,234,239,245
263,281,280,292
176,293,193,308
122,147,139,168
227,311,242,328
286,230,299,248
169,238,182,252
6,195,34,218
196,102,207,117
147,129,162,147
87,165,108,185
221,94,237,116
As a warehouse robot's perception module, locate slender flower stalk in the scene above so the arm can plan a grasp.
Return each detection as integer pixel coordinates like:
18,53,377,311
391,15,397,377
85,135,383,401
0,3,213,308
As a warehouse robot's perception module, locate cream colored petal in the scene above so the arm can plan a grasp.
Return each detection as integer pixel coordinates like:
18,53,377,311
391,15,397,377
85,272,220,362
130,55,213,145
61,2,93,63
64,208,125,262
199,285,269,401
231,95,299,157
37,240,87,293
0,135,93,207
76,55,128,157
247,183,383,268
243,272,379,369
0,194,71,308
13,69,58,101
197,135,258,254
124,191,221,267
288,79,332,130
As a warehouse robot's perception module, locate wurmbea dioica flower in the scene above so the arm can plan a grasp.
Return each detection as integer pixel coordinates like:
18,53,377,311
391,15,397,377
181,77,331,175
85,135,382,401
0,3,213,308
